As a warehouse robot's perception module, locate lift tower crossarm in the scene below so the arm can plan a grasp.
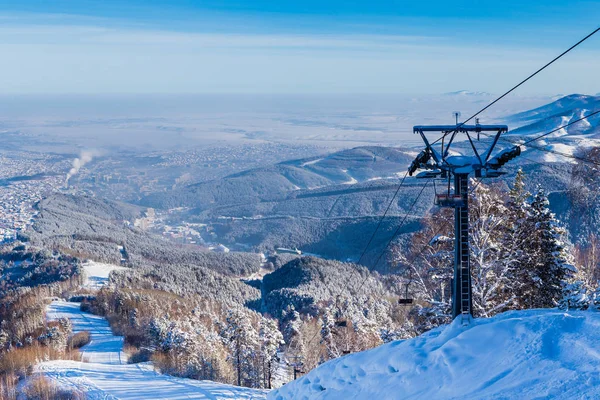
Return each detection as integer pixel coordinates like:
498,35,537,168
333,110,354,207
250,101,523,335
413,124,508,132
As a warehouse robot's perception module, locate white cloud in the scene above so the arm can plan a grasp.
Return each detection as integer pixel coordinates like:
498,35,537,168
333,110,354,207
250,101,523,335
0,14,598,95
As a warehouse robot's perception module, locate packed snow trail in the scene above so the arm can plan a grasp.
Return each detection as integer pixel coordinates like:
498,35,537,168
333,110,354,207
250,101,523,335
39,260,267,399
42,301,267,399
46,301,125,365
271,309,600,400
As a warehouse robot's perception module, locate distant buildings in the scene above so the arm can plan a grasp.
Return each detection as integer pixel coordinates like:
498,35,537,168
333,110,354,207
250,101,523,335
275,247,302,255
0,174,63,243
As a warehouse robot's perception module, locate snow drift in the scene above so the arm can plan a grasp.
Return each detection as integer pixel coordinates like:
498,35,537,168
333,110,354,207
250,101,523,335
271,309,600,400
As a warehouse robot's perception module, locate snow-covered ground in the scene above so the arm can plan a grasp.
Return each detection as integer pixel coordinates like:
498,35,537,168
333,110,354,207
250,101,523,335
271,309,600,400
46,301,126,365
81,260,127,290
40,264,267,399
41,301,268,399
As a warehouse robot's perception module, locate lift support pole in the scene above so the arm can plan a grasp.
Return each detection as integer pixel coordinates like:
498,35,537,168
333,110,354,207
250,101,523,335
409,123,519,322
452,173,471,318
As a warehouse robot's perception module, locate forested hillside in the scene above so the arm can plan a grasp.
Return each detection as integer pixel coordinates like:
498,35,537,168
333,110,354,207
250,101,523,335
23,193,262,276
140,147,415,211
133,136,592,270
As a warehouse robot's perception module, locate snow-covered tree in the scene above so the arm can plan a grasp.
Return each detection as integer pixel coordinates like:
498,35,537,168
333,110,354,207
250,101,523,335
470,182,513,316
389,210,453,333
319,307,340,359
501,169,536,309
148,317,171,351
221,308,260,387
559,281,589,310
37,325,67,351
390,170,574,332
574,234,600,291
259,317,284,388
525,189,575,308
0,329,9,350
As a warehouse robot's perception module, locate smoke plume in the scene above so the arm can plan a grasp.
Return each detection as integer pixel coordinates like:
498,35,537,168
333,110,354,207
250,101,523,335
66,150,95,185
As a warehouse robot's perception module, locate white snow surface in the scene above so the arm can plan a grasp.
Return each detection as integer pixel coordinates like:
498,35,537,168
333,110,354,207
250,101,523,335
82,260,127,290
271,309,600,400
41,301,267,400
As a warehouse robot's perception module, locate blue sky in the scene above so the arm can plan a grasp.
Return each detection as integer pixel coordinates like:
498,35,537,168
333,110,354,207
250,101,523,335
0,0,599,94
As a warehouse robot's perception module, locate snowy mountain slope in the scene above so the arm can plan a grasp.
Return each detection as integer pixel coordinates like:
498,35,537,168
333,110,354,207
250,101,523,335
139,146,415,211
508,94,600,138
490,94,600,165
271,309,600,400
511,94,600,122
41,360,268,400
41,301,267,399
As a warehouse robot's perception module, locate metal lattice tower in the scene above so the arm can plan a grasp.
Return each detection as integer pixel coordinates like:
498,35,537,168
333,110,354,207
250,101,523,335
408,122,521,322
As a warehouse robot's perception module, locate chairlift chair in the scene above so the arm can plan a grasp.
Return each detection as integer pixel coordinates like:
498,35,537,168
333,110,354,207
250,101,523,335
398,269,414,305
434,193,466,208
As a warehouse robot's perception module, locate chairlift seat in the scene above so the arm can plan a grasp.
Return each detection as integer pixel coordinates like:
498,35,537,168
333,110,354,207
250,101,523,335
415,170,441,179
435,194,465,207
398,298,414,305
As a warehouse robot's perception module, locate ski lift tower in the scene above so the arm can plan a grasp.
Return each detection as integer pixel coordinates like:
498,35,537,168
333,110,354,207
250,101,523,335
408,119,521,321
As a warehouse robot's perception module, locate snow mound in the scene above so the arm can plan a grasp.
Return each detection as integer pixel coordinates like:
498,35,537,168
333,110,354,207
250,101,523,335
270,309,600,400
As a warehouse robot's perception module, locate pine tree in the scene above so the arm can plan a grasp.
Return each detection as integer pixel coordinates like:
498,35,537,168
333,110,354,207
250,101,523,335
559,281,589,310
503,170,536,309
525,189,575,308
508,168,529,209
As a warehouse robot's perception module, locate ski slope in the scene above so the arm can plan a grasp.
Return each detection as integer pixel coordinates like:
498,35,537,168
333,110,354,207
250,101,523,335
271,309,600,400
40,262,267,399
46,301,125,365
41,301,267,399
81,260,127,290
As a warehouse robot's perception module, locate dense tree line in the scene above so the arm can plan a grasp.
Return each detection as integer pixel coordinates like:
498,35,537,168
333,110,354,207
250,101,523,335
108,262,260,307
390,170,575,333
87,280,282,389
0,244,84,397
261,257,413,372
86,254,411,385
